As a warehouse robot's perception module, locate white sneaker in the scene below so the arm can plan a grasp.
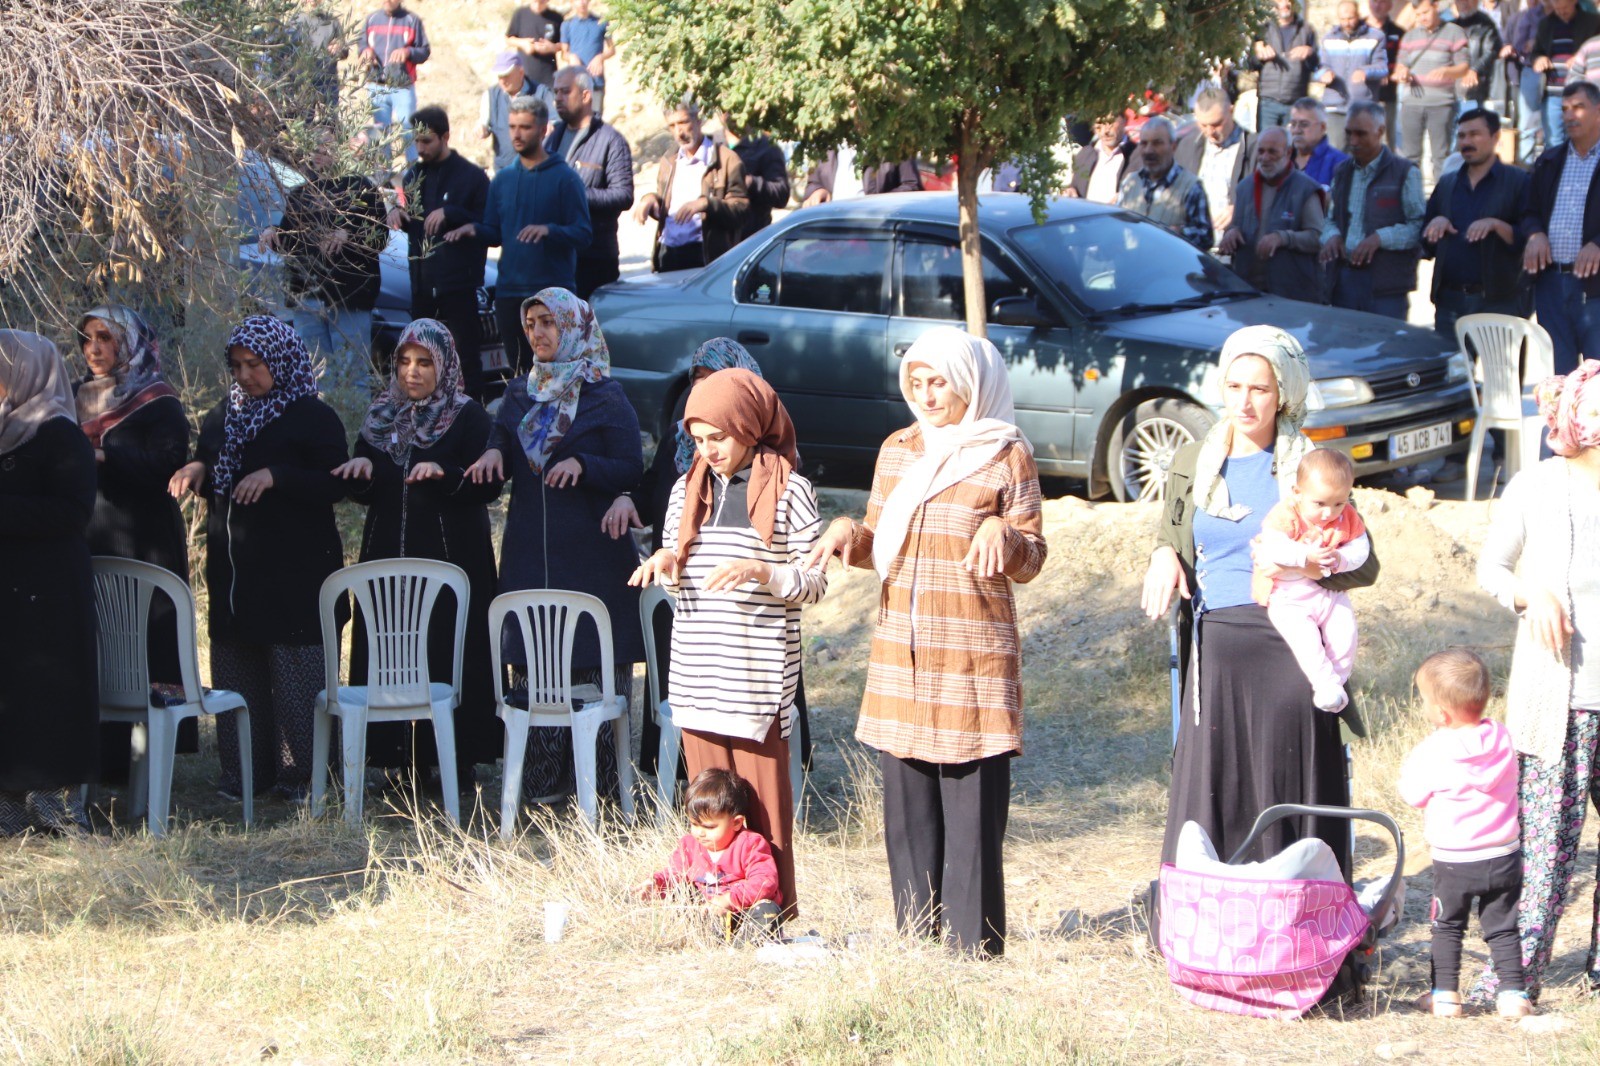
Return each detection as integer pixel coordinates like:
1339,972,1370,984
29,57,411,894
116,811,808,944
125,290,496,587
1314,684,1349,713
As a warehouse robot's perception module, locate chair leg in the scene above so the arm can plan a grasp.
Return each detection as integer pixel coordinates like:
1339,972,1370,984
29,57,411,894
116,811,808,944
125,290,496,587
612,712,636,824
127,721,150,822
1465,421,1486,503
571,714,603,828
235,707,254,827
146,711,178,836
789,725,804,810
311,698,332,818
499,709,531,842
340,709,368,827
432,708,461,827
656,714,680,816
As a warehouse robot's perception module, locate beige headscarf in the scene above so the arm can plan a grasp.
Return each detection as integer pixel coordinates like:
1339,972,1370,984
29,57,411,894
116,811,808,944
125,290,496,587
872,327,1030,579
0,330,78,456
1191,325,1315,520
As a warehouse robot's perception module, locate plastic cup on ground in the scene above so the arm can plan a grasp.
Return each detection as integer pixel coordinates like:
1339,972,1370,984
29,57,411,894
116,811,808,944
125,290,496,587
544,900,570,943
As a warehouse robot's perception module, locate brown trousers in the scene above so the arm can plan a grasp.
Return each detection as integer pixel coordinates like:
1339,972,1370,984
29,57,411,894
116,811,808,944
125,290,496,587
680,726,796,920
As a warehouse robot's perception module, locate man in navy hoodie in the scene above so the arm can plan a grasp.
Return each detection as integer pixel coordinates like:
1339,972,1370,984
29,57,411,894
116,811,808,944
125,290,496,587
445,95,590,376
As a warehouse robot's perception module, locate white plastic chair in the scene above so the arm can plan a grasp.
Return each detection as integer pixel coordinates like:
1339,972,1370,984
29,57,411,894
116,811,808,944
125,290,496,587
1457,314,1554,501
90,557,253,835
490,590,636,838
311,559,469,826
638,584,680,814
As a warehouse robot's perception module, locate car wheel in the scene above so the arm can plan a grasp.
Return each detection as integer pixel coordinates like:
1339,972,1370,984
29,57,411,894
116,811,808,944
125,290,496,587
1108,398,1213,503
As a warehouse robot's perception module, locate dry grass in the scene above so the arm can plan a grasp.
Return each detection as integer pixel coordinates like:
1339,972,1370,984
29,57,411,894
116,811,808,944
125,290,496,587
4,489,1600,1063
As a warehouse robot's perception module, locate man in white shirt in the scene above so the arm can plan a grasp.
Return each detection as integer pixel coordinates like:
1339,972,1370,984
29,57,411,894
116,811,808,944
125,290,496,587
634,100,750,271
1067,114,1135,204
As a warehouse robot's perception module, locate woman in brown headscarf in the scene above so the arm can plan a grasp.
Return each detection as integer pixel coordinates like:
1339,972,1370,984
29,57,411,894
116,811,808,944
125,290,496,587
630,368,827,921
0,331,100,834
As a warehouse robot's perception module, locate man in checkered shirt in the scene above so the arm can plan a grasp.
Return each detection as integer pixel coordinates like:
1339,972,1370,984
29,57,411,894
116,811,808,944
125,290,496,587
1524,81,1600,375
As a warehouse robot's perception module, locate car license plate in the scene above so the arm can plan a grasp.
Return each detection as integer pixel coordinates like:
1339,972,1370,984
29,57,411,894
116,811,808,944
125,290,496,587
1389,421,1452,459
483,343,509,372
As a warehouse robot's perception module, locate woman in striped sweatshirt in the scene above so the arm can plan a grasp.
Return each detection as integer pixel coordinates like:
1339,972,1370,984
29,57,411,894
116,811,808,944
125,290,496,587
629,368,826,922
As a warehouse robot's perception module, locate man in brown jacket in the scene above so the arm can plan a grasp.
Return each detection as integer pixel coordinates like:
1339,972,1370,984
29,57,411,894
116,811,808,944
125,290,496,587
633,99,749,271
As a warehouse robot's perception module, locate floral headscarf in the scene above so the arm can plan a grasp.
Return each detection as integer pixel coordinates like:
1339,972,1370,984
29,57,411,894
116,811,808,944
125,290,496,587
214,316,319,496
1537,359,1600,457
74,305,178,446
674,338,765,474
360,318,470,464
1191,325,1315,520
0,331,78,456
515,287,609,473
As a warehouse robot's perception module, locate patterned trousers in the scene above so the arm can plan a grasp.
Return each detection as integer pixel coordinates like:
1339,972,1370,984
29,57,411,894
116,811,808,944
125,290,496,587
211,640,325,794
1473,707,1600,1000
517,664,632,802
0,790,87,836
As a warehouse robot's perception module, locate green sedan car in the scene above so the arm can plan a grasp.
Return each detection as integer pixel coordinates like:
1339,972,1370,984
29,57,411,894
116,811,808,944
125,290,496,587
593,193,1476,499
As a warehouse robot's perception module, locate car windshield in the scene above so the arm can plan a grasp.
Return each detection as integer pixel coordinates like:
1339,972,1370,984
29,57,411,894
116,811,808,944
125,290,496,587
1008,213,1254,318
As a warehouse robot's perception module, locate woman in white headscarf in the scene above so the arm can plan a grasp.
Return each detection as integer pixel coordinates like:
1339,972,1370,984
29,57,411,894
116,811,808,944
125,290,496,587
807,326,1047,957
1140,325,1380,874
0,331,99,834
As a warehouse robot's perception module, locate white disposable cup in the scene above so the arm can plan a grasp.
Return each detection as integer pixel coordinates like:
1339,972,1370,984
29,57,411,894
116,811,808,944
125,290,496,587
544,900,571,943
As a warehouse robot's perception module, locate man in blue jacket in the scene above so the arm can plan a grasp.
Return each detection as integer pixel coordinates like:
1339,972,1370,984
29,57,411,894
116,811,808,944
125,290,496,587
546,67,633,299
446,95,590,376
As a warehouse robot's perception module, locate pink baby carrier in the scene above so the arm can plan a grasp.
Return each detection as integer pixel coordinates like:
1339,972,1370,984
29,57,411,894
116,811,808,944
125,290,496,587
1157,804,1406,1020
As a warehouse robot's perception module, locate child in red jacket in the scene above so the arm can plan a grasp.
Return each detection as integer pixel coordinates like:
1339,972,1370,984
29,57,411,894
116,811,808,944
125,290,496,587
645,768,781,940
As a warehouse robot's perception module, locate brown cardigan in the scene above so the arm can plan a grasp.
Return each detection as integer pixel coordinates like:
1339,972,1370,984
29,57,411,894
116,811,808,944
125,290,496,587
649,140,750,270
848,425,1047,764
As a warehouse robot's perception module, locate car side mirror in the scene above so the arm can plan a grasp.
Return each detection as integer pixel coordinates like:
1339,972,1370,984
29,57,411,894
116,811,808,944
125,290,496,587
989,295,1055,329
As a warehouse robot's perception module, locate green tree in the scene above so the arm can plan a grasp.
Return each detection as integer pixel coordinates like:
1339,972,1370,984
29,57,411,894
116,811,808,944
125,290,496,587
610,0,1262,337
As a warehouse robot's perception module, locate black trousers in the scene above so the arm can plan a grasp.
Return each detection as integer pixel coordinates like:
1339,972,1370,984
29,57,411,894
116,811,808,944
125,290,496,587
575,257,621,301
657,241,704,273
1431,851,1525,993
494,297,533,379
880,750,1010,957
412,286,483,399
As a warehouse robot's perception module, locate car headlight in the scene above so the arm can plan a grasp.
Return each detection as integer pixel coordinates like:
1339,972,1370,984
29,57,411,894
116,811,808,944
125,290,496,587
1306,377,1375,411
1446,351,1472,384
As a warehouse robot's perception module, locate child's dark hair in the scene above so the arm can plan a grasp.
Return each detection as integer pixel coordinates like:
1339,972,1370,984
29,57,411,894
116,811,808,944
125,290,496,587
1416,649,1491,719
685,768,752,824
1297,447,1355,490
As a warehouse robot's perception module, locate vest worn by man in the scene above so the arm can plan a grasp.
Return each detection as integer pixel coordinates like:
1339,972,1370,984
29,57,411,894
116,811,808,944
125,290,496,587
1118,165,1201,238
1232,168,1323,300
1329,149,1418,297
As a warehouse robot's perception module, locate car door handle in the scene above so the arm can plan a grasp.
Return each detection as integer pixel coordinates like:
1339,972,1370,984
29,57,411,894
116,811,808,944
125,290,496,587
737,330,770,345
893,342,912,358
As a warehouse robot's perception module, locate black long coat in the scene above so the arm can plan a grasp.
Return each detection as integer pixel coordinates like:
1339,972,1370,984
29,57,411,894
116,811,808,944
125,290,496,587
488,377,644,670
195,397,348,646
346,403,501,767
0,417,100,790
75,391,195,773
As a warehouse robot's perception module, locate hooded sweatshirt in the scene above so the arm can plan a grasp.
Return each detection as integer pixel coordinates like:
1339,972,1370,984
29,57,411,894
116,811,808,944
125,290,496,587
476,154,592,300
1398,718,1520,863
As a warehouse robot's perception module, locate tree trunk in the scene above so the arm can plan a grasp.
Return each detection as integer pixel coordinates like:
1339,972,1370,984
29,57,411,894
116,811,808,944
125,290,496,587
956,123,986,340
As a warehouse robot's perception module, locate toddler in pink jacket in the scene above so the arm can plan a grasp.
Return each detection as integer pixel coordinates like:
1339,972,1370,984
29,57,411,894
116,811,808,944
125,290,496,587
1398,649,1529,1019
644,768,781,940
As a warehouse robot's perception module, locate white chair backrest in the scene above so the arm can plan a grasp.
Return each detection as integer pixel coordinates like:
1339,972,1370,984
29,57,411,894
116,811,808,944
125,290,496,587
90,557,203,712
320,559,470,710
1457,313,1540,422
489,590,615,710
638,584,676,712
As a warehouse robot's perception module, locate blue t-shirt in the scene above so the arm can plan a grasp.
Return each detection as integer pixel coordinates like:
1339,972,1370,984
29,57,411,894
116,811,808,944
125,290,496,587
561,16,609,86
1192,448,1282,613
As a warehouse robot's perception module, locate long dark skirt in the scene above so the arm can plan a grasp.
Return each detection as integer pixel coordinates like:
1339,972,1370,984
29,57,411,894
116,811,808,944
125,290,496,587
1160,604,1352,877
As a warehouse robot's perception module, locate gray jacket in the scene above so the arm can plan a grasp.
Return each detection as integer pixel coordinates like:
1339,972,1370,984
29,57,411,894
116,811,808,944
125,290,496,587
1230,168,1326,301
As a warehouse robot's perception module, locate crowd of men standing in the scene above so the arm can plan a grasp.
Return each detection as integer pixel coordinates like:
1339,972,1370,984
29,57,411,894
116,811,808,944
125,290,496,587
1096,0,1600,377
273,1,1600,396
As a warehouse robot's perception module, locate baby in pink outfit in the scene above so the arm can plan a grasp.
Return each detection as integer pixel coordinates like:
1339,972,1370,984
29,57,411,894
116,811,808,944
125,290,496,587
1398,649,1529,1019
1251,448,1369,713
